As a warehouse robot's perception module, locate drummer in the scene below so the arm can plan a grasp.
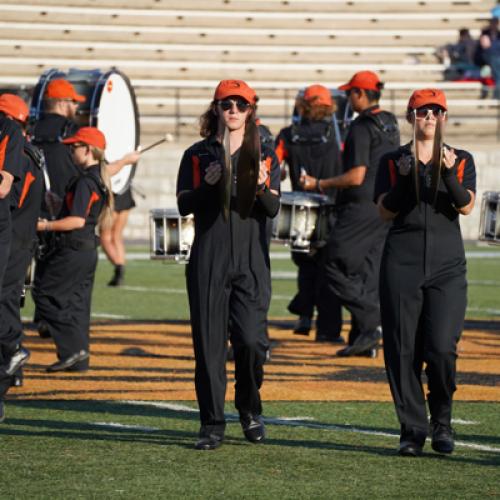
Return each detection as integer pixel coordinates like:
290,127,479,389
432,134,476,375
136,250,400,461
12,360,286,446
176,79,280,450
275,84,343,342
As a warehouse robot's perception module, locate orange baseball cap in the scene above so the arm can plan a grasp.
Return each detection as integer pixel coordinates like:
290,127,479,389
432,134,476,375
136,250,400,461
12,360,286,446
62,127,106,150
214,80,257,104
0,93,29,123
339,71,382,92
45,79,86,103
407,88,447,111
303,84,332,106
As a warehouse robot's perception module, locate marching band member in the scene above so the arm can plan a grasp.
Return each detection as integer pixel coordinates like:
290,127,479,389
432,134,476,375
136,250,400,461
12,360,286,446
0,94,34,421
375,89,476,456
275,84,343,342
176,80,280,450
34,128,113,372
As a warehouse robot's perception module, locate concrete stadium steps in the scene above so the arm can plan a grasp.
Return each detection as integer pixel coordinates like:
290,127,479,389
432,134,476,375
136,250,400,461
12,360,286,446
0,5,491,30
0,22,487,47
0,40,440,65
0,0,493,13
0,57,447,82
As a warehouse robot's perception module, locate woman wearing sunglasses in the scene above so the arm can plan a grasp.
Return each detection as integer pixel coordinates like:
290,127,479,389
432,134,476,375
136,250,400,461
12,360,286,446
35,127,115,372
176,80,280,450
375,89,476,457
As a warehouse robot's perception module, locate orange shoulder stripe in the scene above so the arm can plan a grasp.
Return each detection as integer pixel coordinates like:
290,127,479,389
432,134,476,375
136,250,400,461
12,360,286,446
388,159,397,187
18,171,36,208
85,191,100,216
456,158,466,184
192,155,201,189
0,135,9,171
275,138,287,163
265,156,272,188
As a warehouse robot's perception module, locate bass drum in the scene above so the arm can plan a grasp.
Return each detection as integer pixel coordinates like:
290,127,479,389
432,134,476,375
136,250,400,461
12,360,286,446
30,67,140,195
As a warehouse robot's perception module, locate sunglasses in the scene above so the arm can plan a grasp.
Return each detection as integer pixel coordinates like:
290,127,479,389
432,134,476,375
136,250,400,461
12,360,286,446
219,99,251,112
414,107,446,119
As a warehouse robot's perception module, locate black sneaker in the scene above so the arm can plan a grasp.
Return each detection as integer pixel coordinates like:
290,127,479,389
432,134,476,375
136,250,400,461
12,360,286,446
108,265,124,287
431,422,455,454
46,350,89,372
293,316,312,336
4,347,30,376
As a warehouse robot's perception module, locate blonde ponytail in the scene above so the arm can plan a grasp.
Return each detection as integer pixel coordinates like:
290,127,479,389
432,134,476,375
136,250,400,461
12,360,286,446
91,146,114,230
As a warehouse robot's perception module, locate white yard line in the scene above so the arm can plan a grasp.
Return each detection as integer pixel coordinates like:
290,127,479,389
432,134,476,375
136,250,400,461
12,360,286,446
93,422,159,432
120,401,499,453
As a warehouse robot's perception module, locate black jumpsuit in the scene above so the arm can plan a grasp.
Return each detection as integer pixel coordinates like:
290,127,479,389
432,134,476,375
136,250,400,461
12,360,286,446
0,141,44,397
275,120,343,339
32,166,106,370
177,135,280,433
375,143,476,443
324,106,398,343
0,115,24,298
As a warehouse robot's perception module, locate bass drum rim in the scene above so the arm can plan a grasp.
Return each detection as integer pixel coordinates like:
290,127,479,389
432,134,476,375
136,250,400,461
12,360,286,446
90,68,140,195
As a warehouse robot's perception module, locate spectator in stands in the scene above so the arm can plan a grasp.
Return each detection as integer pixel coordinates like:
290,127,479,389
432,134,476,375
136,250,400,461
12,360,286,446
477,17,500,98
438,28,479,81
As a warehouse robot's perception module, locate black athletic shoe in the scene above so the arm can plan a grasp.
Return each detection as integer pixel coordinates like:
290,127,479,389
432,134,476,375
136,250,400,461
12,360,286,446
37,321,51,339
46,350,89,372
108,265,124,287
4,347,30,376
293,316,312,336
431,422,455,454
240,414,266,443
337,328,381,357
398,440,423,457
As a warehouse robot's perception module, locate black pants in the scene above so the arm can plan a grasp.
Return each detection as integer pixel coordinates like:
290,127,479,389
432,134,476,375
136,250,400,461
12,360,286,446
0,246,32,398
186,261,269,432
324,202,387,342
288,250,342,338
32,246,97,368
380,261,466,438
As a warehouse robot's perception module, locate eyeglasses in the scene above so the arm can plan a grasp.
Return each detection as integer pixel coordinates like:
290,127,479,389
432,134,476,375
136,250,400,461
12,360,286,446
219,99,251,112
414,107,446,119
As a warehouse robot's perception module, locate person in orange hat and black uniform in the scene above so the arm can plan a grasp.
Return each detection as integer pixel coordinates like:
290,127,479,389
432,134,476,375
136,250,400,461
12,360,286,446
177,79,280,450
30,79,86,338
35,127,114,372
0,93,28,422
0,94,44,409
375,89,476,456
301,71,400,356
275,84,343,342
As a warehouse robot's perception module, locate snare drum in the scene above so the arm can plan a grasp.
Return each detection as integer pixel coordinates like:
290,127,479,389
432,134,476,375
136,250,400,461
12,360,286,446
150,209,195,261
272,192,329,253
479,191,500,245
30,68,140,195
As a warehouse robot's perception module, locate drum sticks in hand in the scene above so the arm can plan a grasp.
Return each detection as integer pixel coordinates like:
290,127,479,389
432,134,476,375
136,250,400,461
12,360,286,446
139,133,174,154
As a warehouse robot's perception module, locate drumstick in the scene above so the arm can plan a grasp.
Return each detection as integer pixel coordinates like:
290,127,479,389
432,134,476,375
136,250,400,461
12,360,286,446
139,133,174,154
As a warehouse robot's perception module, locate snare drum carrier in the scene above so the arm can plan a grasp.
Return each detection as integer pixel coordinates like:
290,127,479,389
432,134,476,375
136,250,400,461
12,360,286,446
30,68,140,195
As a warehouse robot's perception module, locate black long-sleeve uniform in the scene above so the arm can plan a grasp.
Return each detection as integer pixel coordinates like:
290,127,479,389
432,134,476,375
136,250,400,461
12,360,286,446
0,141,44,397
375,143,476,444
177,135,280,434
32,165,106,370
324,106,399,344
275,120,343,339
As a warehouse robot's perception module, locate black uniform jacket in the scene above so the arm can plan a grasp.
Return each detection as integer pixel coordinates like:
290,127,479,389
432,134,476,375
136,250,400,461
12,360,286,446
375,143,476,276
0,115,24,207
176,135,280,278
59,165,107,245
30,114,80,217
10,141,44,250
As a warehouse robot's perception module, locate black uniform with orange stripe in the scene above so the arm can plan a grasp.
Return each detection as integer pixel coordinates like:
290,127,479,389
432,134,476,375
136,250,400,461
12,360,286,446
324,105,399,344
0,114,24,299
375,143,476,445
177,135,280,435
275,120,343,339
0,141,44,397
32,165,106,370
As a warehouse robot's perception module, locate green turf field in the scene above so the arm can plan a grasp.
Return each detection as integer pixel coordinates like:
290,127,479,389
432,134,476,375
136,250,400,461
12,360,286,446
18,242,500,322
1,401,499,498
